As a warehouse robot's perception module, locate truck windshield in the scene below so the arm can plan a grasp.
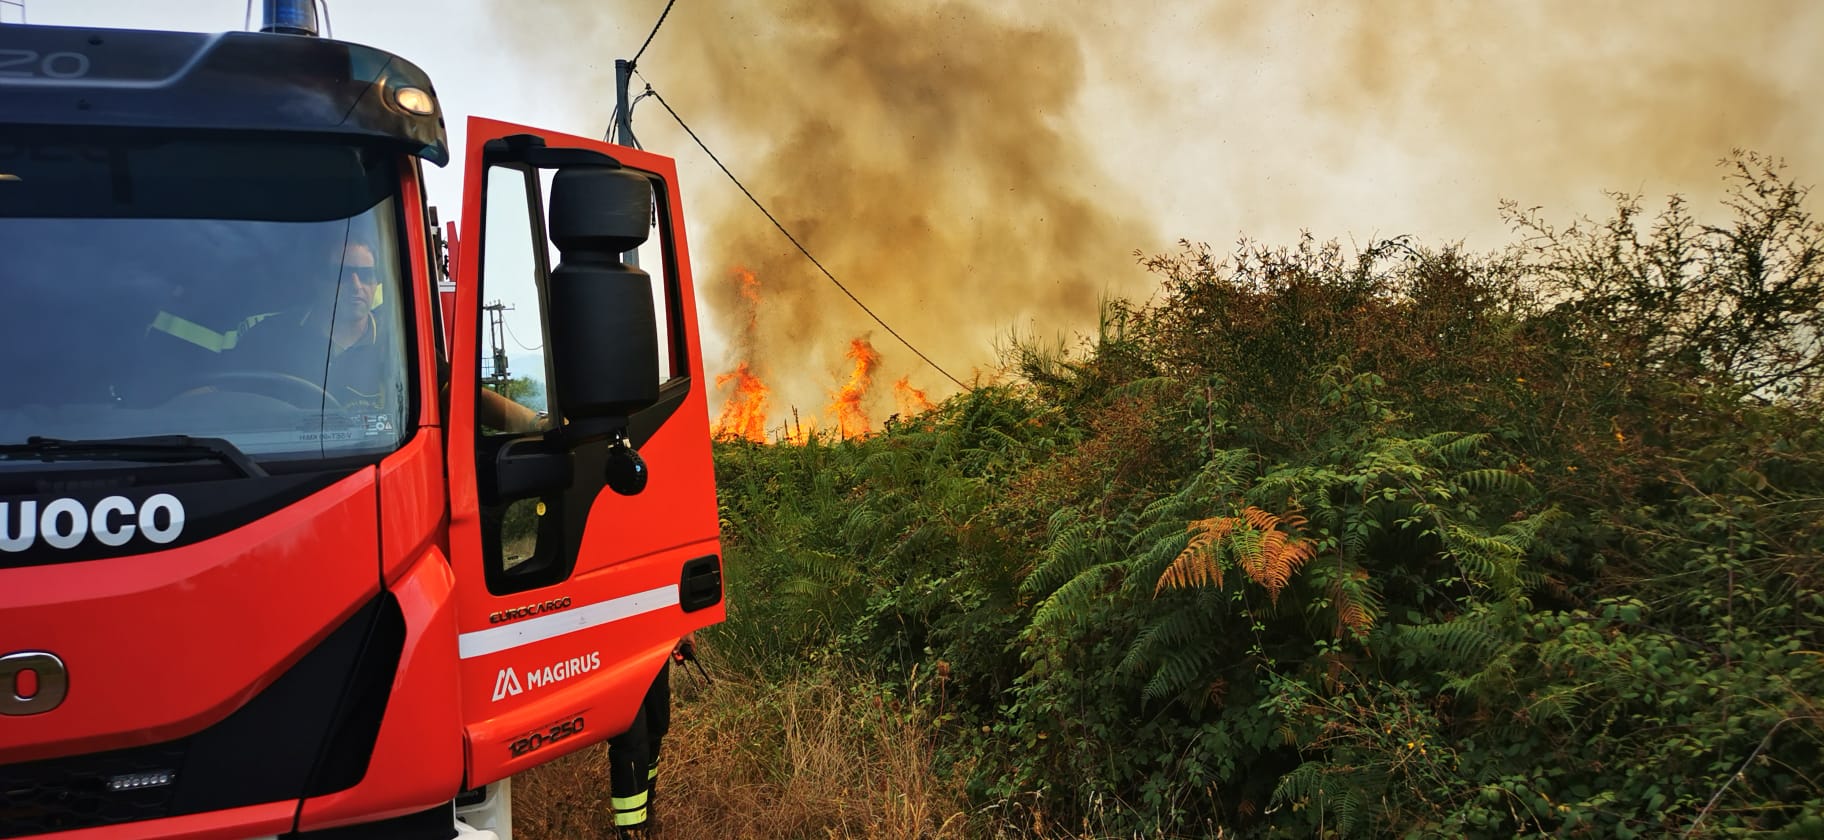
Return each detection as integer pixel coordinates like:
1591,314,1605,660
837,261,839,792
0,131,411,467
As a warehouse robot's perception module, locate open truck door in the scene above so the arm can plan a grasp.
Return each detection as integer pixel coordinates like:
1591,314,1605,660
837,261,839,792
446,118,724,788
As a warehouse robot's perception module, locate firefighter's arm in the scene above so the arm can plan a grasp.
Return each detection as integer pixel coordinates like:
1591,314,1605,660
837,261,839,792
473,386,547,434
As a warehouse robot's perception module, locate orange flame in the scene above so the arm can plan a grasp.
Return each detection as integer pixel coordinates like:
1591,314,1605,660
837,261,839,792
827,338,881,439
734,266,761,331
894,376,935,417
781,410,818,446
713,266,770,443
713,362,770,442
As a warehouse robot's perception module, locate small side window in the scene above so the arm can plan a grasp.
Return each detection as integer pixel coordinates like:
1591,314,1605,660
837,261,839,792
476,164,564,593
478,168,555,435
630,179,682,384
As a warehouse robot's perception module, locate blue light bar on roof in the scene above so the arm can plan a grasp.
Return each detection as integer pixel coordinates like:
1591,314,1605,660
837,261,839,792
259,0,319,37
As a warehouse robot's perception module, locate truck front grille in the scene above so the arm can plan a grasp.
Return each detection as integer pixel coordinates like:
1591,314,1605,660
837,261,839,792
0,744,186,838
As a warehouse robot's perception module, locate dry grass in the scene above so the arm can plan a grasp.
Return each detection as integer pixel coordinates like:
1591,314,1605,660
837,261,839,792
512,644,978,840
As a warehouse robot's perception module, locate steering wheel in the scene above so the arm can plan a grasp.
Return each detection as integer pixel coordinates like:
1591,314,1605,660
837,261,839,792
196,371,344,411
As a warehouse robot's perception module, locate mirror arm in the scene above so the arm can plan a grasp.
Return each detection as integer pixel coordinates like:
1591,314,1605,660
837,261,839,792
526,419,650,499
482,134,623,169
551,416,625,449
483,436,574,506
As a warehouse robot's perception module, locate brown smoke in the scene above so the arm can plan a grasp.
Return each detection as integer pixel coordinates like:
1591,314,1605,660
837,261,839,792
1135,1,1824,246
494,1,1156,420
490,1,1823,422
1205,2,1820,217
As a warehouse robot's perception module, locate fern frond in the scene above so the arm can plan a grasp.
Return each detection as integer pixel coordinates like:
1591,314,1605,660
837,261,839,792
1328,565,1382,640
1497,505,1566,545
776,577,829,599
1235,507,1317,603
1141,642,1222,702
1272,762,1375,837
1441,523,1525,595
1157,517,1234,593
858,447,910,478
1270,763,1327,811
1201,447,1258,494
1129,517,1193,559
1247,471,1306,510
775,548,862,616
1157,505,1320,604
1264,538,1318,604
1396,610,1504,668
1024,511,1105,598
1337,783,1365,836
1241,505,1282,532
838,504,884,541
1341,515,1378,562
1126,521,1195,593
1135,451,1250,532
1139,490,1196,526
1106,375,1180,401
1109,505,1145,542
1121,605,1193,675
1427,430,1491,462
1458,468,1537,496
1028,562,1123,633
1123,596,1227,703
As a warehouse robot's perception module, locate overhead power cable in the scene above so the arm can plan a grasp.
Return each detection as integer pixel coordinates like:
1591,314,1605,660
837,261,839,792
638,78,971,391
630,0,677,67
610,87,654,149
609,1,672,148
504,322,542,353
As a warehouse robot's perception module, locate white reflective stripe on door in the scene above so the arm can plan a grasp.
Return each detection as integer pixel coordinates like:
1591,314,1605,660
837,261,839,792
458,584,679,659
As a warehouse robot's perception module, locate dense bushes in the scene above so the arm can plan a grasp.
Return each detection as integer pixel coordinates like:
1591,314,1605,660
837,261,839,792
707,154,1824,837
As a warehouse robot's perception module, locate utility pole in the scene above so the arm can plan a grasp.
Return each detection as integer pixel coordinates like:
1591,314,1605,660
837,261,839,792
612,59,639,149
482,301,513,392
611,57,643,269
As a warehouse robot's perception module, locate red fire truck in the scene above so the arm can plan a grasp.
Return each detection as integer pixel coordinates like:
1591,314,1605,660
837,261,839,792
0,3,724,837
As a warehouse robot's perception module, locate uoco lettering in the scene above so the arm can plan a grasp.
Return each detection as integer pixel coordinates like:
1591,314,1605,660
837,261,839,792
0,495,185,552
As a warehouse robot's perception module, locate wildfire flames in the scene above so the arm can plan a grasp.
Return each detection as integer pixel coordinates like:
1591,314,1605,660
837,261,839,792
829,338,882,439
733,266,762,321
712,362,769,443
711,267,936,444
712,267,770,443
781,411,817,446
894,377,935,417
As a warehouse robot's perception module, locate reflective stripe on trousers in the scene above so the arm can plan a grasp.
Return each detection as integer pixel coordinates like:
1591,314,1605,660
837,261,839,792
612,790,649,827
608,661,671,831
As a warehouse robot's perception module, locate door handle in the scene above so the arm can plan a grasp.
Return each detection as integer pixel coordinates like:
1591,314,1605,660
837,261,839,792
679,555,723,613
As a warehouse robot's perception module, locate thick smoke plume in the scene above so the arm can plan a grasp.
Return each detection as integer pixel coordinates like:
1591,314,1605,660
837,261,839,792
498,1,1156,426
491,1,1823,430
1156,1,1824,243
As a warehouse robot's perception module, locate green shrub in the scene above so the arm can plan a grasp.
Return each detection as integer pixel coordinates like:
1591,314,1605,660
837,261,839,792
707,153,1824,837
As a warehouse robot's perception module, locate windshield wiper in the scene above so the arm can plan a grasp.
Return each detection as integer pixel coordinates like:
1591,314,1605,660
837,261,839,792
0,435,268,478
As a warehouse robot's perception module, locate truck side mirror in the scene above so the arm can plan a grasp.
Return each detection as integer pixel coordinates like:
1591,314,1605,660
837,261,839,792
545,165,660,423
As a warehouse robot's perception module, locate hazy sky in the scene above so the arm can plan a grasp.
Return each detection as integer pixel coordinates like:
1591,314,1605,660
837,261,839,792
26,0,1824,431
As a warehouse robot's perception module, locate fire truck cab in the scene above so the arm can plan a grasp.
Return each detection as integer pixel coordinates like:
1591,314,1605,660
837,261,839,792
0,6,724,838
